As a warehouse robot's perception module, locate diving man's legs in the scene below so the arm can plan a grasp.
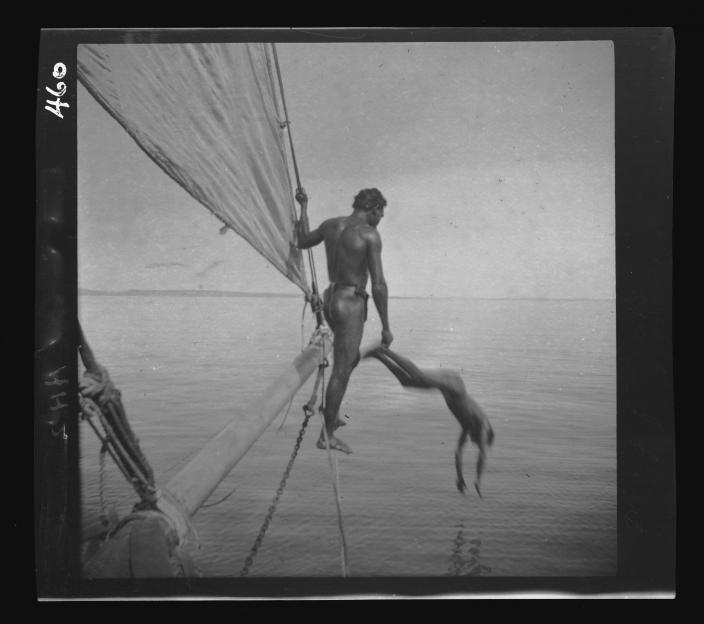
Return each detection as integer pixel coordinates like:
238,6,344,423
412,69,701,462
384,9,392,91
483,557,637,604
366,347,435,389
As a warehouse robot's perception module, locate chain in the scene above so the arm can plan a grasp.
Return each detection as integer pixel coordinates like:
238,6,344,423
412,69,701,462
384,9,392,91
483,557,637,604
240,404,314,576
239,332,329,576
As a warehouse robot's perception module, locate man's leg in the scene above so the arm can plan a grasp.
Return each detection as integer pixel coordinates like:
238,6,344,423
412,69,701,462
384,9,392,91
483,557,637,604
322,286,335,331
318,292,365,453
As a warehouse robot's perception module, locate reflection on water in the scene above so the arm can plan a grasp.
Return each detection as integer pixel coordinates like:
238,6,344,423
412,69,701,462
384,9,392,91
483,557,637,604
448,525,491,576
79,295,616,577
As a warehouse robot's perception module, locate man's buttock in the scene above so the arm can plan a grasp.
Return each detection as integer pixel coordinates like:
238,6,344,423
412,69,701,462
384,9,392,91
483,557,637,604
324,283,369,322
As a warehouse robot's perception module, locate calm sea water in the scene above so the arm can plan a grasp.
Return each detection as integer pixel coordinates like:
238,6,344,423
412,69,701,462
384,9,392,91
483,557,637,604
79,294,616,577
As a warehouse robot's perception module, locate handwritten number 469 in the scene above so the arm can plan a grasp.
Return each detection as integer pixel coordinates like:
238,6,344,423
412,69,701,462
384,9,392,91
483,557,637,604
45,63,69,119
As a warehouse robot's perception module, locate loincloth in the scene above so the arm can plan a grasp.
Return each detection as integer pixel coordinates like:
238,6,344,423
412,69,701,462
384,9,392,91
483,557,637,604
323,282,369,322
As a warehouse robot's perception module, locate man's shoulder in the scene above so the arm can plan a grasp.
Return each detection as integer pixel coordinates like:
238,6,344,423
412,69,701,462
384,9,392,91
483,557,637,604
321,216,348,229
361,224,381,241
340,221,380,240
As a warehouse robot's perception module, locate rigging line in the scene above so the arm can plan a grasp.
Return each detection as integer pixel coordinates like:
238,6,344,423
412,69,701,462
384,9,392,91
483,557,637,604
271,42,302,191
275,397,296,435
271,42,324,308
317,340,350,577
82,399,140,491
201,486,237,509
318,405,350,577
276,299,309,435
300,296,307,351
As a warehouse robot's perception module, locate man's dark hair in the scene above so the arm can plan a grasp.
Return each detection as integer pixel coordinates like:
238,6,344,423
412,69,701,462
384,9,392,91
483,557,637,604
353,188,387,212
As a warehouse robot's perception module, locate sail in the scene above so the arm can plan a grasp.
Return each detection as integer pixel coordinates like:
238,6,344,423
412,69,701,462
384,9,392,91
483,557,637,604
77,43,310,294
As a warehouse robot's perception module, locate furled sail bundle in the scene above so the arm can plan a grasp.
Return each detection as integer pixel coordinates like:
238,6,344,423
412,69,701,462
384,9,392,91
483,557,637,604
77,43,310,294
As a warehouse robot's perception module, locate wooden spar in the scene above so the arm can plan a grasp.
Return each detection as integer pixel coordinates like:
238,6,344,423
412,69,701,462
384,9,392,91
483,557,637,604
83,328,332,577
164,327,332,520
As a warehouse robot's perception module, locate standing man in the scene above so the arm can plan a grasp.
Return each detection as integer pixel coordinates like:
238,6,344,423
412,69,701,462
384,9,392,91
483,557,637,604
295,187,393,453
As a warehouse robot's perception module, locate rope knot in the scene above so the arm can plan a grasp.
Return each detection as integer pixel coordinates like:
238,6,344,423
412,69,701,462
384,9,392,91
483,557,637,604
79,366,119,407
310,294,323,315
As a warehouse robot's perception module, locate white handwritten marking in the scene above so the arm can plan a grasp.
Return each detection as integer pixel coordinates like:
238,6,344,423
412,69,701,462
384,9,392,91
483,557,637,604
45,82,67,98
45,63,69,119
45,365,68,386
52,63,67,79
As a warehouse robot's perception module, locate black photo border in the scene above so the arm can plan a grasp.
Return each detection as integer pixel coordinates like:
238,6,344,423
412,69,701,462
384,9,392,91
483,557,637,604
35,27,675,599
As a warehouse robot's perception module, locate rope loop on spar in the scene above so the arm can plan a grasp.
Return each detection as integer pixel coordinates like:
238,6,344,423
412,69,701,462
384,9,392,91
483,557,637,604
305,291,324,318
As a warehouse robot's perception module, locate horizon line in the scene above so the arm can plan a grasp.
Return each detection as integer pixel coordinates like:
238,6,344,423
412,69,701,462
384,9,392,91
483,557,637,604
78,288,615,302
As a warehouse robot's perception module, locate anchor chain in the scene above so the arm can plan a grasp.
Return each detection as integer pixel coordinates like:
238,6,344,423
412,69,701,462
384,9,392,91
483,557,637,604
240,404,315,577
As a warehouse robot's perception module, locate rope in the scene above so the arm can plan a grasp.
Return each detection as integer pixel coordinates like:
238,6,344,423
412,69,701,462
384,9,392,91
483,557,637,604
307,330,350,576
271,43,302,193
271,42,325,327
201,486,237,509
300,296,308,351
275,397,296,435
274,298,310,435
318,401,350,577
98,440,109,525
79,367,157,507
81,397,133,486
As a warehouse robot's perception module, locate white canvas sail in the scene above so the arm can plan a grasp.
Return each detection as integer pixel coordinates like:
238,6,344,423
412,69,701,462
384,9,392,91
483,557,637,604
77,42,310,294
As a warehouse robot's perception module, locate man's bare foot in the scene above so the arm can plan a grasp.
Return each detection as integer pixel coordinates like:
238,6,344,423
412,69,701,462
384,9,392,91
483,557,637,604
317,431,352,454
320,408,347,432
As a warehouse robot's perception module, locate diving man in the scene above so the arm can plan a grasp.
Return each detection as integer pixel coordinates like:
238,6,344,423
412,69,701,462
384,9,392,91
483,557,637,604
364,346,494,496
295,187,393,454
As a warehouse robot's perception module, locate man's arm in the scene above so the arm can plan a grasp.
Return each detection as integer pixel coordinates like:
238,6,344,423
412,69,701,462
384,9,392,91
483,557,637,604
294,188,324,249
367,230,393,346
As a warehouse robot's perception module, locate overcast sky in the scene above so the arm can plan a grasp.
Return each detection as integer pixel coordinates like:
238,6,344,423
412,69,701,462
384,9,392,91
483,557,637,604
78,40,614,299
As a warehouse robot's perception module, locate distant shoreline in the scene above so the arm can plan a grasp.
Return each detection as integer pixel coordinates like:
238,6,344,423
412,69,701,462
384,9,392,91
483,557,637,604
79,288,301,299
78,288,614,302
